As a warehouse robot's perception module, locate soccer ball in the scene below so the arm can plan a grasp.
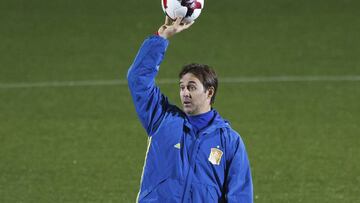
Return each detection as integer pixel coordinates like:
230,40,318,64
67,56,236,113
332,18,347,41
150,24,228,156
161,0,204,23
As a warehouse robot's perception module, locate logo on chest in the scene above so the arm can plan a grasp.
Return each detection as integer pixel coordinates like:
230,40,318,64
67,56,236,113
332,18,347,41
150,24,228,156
208,147,223,165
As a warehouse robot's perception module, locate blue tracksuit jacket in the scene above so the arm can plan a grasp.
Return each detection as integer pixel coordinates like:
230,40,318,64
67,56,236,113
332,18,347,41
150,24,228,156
127,35,253,203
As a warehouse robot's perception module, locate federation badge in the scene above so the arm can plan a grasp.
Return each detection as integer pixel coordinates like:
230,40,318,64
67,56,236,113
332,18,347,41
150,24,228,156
208,148,223,165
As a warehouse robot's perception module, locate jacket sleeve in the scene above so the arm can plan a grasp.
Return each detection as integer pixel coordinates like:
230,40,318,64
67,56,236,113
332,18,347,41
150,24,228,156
225,133,253,203
127,35,170,136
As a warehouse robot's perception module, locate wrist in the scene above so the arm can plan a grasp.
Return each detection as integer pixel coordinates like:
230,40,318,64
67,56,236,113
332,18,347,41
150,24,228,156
157,31,168,39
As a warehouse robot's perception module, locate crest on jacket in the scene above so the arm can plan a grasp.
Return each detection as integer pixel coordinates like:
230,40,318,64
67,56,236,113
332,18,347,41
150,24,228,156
208,148,223,165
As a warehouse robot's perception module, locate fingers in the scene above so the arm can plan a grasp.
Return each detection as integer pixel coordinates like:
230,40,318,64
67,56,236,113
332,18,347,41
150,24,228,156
174,17,183,26
182,21,194,30
159,17,194,38
165,16,172,26
175,20,194,33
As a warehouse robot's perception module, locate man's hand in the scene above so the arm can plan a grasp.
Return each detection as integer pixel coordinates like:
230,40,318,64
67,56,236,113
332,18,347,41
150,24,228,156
158,16,194,39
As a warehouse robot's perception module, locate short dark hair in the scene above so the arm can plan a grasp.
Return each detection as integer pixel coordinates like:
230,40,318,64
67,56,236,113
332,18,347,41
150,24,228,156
178,63,218,104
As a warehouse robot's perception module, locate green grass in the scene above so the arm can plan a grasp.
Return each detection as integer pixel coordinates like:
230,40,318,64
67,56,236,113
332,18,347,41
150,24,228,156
1,0,360,202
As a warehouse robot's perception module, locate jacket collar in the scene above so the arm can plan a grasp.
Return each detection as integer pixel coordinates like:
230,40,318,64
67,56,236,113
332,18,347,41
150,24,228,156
183,109,229,134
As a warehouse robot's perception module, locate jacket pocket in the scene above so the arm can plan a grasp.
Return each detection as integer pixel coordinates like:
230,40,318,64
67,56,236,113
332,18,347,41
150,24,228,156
139,178,183,202
206,185,220,202
190,182,220,202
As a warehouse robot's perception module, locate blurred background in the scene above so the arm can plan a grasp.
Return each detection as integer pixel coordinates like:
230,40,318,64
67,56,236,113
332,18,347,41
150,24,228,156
0,0,359,202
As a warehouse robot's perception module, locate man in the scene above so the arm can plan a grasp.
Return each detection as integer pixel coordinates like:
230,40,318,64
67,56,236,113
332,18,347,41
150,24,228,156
127,17,253,202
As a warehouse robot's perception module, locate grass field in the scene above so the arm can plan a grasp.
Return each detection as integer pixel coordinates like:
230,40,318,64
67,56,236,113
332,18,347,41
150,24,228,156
1,0,359,202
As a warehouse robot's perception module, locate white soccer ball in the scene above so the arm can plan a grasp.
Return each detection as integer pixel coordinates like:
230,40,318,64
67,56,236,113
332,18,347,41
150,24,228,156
161,0,204,23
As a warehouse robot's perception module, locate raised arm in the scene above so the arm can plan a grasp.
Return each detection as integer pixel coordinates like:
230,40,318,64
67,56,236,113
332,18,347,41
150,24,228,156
127,17,193,135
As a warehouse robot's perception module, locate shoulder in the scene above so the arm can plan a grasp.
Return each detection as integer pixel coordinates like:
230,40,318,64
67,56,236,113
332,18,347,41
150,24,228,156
220,125,242,142
166,103,187,118
221,126,247,158
150,103,187,137
153,103,186,128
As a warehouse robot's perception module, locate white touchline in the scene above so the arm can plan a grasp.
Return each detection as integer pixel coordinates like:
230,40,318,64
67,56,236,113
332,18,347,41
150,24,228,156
0,75,360,89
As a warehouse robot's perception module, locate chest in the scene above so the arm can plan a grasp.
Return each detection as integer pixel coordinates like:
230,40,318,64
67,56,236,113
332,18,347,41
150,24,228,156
152,122,227,184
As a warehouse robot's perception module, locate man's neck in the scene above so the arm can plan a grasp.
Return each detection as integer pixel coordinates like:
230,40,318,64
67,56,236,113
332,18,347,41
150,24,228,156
187,110,215,134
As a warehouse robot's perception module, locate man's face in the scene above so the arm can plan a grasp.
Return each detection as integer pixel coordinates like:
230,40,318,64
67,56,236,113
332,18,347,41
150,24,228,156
179,73,212,115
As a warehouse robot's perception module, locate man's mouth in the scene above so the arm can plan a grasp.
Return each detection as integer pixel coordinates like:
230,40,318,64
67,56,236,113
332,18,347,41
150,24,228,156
183,101,191,105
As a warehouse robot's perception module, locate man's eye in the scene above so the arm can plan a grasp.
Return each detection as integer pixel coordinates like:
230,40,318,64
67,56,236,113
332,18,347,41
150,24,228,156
189,86,196,91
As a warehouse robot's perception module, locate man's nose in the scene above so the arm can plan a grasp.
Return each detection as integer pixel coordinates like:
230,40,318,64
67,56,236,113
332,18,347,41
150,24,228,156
182,88,190,96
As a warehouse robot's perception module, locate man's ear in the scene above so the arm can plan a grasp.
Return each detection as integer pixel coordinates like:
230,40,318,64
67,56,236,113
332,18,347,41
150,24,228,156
207,86,215,99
